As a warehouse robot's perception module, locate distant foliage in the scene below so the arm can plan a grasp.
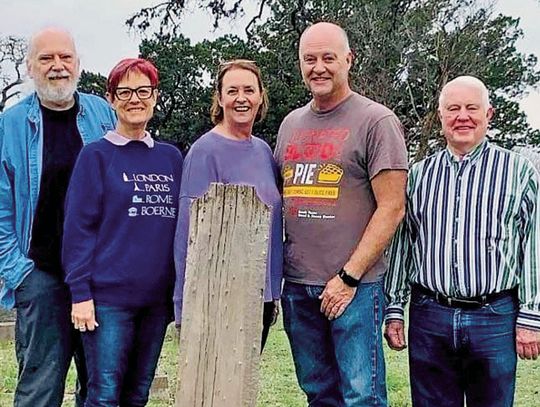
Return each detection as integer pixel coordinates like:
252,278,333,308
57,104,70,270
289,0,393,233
78,70,107,99
116,0,540,159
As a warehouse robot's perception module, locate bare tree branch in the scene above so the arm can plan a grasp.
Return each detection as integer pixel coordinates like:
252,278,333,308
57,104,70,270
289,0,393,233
126,0,258,35
0,36,27,112
245,0,268,39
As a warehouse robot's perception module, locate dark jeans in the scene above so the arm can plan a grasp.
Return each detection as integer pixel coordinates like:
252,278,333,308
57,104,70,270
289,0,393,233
282,281,387,407
14,267,87,407
409,289,518,407
82,303,170,407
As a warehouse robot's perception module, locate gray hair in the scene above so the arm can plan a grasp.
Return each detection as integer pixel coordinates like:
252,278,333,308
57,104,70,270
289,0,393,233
438,76,491,111
27,27,77,61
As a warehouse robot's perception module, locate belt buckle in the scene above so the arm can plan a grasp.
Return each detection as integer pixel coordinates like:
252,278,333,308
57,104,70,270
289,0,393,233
436,293,481,308
435,292,451,307
452,297,484,308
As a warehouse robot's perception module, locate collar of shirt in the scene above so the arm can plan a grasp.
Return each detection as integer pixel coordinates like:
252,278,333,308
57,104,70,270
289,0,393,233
443,139,488,167
104,130,155,148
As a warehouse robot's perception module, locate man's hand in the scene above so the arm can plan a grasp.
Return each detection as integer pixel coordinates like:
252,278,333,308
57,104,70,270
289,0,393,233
384,320,407,351
319,275,356,320
71,299,98,332
516,327,540,360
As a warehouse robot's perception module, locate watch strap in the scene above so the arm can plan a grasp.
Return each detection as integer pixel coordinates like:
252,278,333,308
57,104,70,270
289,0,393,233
338,268,360,287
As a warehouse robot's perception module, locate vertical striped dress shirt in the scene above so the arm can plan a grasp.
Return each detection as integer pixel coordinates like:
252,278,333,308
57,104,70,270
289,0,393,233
385,141,540,330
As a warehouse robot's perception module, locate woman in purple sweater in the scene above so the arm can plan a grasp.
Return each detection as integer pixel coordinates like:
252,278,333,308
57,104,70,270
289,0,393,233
174,59,283,350
63,59,182,406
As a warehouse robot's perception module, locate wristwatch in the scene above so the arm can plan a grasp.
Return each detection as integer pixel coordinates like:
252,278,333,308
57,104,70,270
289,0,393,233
338,268,360,287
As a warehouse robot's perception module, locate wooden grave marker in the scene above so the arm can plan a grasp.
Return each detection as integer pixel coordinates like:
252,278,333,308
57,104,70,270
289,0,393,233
175,183,270,407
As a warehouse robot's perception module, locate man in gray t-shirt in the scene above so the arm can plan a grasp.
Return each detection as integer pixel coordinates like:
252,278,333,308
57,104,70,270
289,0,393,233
274,22,408,406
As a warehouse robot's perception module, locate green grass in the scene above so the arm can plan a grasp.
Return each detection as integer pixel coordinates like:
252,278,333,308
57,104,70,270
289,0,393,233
1,319,539,406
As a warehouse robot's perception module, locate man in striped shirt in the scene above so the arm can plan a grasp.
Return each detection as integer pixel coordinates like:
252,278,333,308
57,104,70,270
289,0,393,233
384,76,540,407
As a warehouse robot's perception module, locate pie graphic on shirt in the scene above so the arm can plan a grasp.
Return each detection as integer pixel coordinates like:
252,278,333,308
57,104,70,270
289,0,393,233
317,163,343,184
283,165,294,182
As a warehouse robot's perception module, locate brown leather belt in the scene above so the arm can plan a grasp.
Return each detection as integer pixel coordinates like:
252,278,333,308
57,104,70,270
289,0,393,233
413,284,515,309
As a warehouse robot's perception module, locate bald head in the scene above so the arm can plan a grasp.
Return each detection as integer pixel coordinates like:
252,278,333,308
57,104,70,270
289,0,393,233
299,22,351,57
439,76,490,111
297,22,353,111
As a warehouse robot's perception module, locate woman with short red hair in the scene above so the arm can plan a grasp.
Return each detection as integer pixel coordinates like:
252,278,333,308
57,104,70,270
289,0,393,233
63,58,183,406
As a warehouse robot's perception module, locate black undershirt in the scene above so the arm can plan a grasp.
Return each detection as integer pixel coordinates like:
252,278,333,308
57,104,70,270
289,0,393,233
28,102,82,277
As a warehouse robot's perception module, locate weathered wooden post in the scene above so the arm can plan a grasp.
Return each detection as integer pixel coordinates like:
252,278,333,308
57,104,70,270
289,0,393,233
175,183,270,407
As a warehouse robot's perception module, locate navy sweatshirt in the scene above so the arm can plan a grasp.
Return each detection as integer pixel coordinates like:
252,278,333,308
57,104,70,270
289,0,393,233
63,133,183,307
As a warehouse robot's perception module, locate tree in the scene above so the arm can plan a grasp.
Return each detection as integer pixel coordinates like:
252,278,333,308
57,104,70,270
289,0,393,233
133,32,308,150
138,34,213,150
0,36,26,112
78,70,107,98
126,0,268,35
126,0,539,158
249,0,540,157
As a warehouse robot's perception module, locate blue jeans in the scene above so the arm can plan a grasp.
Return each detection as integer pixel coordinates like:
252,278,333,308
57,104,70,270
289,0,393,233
82,303,171,407
282,281,387,407
408,289,518,407
14,267,87,407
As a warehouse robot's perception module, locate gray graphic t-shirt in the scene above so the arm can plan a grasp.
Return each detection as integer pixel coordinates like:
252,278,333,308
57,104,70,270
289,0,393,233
274,92,408,285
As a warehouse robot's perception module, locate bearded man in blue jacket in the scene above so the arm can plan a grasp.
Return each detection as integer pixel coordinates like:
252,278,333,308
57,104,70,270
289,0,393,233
0,27,116,407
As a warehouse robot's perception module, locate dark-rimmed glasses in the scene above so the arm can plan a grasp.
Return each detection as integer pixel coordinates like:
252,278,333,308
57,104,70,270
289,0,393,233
114,86,155,101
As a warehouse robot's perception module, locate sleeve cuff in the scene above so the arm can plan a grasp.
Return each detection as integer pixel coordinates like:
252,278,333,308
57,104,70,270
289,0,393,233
385,305,405,323
2,257,33,290
174,298,183,326
69,281,92,304
517,309,540,331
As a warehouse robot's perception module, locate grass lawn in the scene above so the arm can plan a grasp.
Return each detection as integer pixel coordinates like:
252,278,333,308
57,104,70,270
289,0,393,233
1,318,539,406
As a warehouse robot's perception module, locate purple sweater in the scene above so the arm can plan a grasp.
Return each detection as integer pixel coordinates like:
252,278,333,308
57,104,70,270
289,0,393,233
63,135,183,307
173,131,283,323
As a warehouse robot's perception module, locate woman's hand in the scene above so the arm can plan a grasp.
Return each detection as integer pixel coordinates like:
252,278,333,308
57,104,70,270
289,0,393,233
72,299,98,332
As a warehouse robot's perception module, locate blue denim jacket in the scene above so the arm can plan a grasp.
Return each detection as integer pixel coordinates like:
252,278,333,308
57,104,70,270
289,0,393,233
0,92,116,308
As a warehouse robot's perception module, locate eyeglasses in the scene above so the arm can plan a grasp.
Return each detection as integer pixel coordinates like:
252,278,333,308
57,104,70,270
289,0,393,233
114,86,155,101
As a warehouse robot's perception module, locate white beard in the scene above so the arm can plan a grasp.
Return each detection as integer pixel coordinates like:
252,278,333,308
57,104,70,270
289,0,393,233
34,71,79,105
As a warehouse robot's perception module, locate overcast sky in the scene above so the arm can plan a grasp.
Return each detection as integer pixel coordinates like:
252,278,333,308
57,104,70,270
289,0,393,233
1,0,539,129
